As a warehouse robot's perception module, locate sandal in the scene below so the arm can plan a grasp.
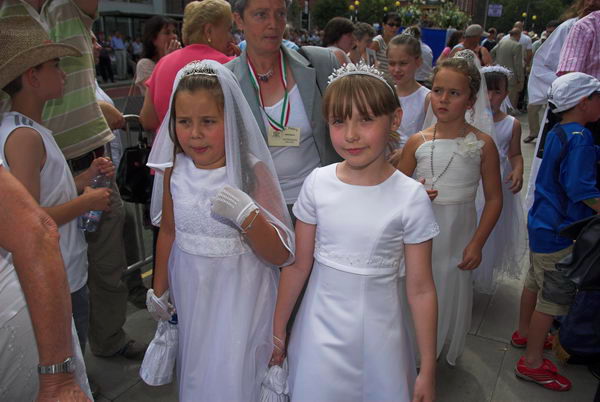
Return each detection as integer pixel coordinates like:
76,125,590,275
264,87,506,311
523,135,537,143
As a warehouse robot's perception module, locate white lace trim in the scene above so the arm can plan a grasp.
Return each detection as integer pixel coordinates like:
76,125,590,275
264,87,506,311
173,191,248,257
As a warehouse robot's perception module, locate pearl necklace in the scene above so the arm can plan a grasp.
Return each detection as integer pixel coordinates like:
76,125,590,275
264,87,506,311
429,123,466,189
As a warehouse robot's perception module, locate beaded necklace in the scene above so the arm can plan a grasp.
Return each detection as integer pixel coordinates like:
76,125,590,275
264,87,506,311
429,123,466,189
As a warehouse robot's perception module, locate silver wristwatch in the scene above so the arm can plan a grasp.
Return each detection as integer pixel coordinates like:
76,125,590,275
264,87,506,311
37,357,75,374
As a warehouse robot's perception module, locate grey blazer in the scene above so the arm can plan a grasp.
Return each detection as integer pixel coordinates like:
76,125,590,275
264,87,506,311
226,45,342,166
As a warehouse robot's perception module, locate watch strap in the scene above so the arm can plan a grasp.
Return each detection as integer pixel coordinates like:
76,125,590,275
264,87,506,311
37,356,74,374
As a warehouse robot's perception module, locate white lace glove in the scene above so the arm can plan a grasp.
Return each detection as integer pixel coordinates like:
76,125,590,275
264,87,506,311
211,185,258,229
147,289,173,321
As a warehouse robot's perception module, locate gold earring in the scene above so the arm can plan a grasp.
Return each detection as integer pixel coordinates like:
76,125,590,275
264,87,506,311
208,37,212,43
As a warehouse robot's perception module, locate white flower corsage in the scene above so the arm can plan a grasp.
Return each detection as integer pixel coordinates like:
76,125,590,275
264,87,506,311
456,133,484,158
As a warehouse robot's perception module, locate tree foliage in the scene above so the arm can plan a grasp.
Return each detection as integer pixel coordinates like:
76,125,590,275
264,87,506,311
426,2,471,29
311,0,351,29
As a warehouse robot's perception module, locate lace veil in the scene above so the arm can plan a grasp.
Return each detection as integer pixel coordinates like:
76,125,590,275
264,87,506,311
147,59,294,254
422,49,496,141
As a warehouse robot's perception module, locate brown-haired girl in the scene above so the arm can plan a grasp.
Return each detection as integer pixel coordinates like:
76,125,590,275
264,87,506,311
146,60,294,400
388,33,430,148
272,64,438,401
397,57,502,366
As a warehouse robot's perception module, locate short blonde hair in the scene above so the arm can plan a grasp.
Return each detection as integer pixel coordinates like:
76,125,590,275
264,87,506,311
182,0,232,46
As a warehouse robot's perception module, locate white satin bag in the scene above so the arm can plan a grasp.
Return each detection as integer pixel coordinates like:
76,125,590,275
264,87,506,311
260,360,289,402
140,319,178,386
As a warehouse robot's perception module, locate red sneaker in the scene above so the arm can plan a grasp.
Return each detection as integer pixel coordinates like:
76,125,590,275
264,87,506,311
511,331,554,350
515,357,572,391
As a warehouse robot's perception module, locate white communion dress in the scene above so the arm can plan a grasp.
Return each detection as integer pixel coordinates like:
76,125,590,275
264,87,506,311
168,155,290,401
287,163,439,401
474,116,526,293
414,133,483,366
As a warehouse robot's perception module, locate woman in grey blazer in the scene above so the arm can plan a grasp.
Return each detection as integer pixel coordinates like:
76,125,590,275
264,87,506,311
227,0,340,208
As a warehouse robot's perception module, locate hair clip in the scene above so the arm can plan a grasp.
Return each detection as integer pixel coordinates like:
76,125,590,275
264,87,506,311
327,61,395,95
182,61,218,77
481,65,513,78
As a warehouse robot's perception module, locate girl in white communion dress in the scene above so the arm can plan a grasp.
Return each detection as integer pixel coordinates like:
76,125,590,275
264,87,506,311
271,63,439,402
397,57,502,366
146,60,294,401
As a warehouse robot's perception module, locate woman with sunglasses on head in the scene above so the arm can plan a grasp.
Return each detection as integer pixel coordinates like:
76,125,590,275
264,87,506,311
370,12,401,77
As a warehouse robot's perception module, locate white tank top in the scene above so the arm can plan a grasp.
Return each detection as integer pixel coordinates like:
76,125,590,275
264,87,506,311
0,112,88,293
262,85,321,204
396,86,430,147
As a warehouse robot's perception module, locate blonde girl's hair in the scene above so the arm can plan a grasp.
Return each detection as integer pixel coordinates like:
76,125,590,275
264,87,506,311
387,33,422,58
431,58,481,101
182,0,232,46
169,72,225,155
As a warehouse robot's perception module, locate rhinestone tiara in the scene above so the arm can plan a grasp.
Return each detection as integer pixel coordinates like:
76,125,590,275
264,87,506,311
327,61,395,95
454,49,476,64
182,61,218,77
481,65,513,78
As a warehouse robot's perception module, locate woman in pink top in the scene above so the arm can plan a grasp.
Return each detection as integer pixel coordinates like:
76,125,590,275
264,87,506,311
139,0,239,131
437,30,463,64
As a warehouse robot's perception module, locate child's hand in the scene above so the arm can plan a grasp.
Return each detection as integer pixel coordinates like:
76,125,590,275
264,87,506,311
458,242,482,270
89,157,115,179
505,169,523,194
412,372,435,402
269,334,286,367
211,185,258,229
418,178,438,201
82,186,112,211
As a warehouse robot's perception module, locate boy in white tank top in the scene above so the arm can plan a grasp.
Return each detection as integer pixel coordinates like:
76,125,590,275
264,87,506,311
0,16,115,399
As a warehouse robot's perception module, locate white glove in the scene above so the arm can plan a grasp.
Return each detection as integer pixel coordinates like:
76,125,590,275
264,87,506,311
211,185,258,228
147,289,174,321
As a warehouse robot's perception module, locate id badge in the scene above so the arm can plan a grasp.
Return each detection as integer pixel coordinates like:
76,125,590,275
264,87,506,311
268,126,301,147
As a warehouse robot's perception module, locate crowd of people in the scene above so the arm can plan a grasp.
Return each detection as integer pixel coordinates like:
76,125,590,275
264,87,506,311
0,0,599,401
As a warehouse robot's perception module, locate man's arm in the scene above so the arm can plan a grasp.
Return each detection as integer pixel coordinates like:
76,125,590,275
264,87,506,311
0,166,89,401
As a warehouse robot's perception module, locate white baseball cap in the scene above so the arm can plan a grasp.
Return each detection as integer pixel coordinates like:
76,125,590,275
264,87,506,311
548,72,600,113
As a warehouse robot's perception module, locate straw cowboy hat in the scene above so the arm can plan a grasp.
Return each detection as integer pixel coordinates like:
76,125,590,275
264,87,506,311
0,15,81,90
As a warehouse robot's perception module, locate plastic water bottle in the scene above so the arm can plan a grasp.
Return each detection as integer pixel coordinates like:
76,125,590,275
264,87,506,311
79,174,111,233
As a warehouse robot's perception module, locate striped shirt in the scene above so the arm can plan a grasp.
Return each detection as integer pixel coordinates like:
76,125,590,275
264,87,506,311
0,0,113,159
372,35,389,74
557,11,600,79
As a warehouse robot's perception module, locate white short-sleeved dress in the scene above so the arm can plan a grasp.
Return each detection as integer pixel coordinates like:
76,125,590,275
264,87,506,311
287,163,439,401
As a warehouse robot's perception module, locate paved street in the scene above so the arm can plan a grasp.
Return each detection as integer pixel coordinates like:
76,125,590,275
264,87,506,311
86,112,599,401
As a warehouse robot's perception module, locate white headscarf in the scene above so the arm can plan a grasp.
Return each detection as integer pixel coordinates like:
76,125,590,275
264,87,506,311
147,60,294,251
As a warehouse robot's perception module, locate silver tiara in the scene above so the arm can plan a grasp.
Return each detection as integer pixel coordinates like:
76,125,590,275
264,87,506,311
327,61,395,95
182,61,218,77
454,49,476,64
481,65,513,78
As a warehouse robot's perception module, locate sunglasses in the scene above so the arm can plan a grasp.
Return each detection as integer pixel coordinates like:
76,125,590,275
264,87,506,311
386,22,401,28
